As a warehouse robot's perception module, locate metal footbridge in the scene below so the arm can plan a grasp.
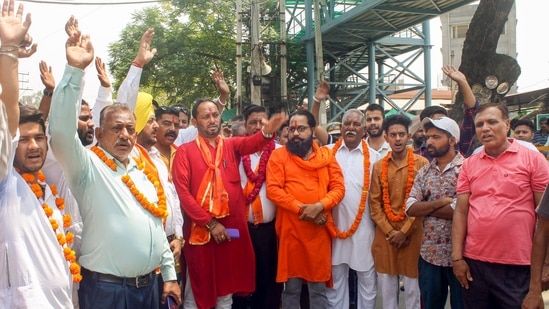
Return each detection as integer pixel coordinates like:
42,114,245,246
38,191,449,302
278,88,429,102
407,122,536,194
284,0,475,121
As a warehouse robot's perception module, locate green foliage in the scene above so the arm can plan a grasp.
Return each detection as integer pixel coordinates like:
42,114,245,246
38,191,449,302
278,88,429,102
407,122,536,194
108,2,236,107
108,0,308,108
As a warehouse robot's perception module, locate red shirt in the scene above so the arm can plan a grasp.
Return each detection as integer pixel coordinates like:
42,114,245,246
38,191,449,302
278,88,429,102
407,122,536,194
457,139,549,265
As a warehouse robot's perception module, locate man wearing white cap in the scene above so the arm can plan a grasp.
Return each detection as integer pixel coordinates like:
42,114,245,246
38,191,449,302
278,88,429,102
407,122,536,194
405,116,464,309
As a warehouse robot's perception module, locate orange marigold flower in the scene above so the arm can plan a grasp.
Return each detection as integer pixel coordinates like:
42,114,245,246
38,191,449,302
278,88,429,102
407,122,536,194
56,197,65,207
21,173,35,182
67,251,77,263
50,219,59,231
57,233,66,246
37,171,46,182
63,214,71,228
69,262,80,274
50,184,58,196
66,232,74,244
43,206,53,217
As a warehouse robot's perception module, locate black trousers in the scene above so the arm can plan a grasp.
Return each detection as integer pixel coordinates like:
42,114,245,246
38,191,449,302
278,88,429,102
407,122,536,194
233,221,283,309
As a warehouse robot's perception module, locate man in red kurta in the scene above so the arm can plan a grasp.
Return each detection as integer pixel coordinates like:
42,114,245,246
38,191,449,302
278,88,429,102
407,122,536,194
266,110,345,309
172,99,286,309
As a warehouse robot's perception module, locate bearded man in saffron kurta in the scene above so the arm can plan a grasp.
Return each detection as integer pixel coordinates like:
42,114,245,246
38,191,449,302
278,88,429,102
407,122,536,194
266,110,345,309
172,99,287,309
369,114,428,309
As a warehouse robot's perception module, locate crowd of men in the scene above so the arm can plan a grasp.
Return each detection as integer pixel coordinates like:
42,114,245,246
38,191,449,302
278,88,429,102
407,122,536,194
2,1,549,309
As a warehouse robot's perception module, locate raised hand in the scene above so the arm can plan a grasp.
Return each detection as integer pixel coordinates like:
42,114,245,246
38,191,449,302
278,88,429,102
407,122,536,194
65,31,94,70
65,15,79,38
212,68,230,97
133,28,157,67
39,60,55,91
314,80,330,101
95,57,111,88
261,112,288,136
0,0,36,57
442,65,467,84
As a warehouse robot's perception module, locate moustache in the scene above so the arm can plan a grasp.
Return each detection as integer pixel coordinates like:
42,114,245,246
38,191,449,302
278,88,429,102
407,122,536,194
164,131,177,138
115,140,130,147
26,151,42,157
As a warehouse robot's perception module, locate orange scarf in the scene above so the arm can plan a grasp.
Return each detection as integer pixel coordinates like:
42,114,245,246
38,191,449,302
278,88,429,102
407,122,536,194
243,163,264,225
190,135,230,245
288,142,333,211
134,143,160,182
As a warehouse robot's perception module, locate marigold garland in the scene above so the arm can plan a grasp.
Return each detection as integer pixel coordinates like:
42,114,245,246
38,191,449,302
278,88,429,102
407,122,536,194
326,139,370,239
242,140,275,204
91,146,117,171
92,147,168,219
19,170,82,283
381,147,415,222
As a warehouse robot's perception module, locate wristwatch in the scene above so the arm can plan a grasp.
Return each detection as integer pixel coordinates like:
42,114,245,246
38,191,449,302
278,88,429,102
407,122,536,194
43,89,53,97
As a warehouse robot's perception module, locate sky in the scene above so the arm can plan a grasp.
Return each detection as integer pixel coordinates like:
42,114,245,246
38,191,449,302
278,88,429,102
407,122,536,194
17,1,156,103
15,0,549,105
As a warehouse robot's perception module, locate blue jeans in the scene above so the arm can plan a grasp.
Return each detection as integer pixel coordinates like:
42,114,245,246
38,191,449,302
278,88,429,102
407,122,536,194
418,256,463,309
79,269,159,309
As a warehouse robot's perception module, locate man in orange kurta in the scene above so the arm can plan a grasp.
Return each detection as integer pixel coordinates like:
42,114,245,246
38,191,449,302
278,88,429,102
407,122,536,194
266,110,345,309
369,114,428,309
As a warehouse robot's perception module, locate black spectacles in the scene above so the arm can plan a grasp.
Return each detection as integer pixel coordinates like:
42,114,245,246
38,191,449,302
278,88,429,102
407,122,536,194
288,125,310,134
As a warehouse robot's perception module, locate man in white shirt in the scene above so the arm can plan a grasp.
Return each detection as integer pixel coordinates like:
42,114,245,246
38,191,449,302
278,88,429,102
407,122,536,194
131,92,185,309
325,109,382,309
0,3,73,307
364,104,390,157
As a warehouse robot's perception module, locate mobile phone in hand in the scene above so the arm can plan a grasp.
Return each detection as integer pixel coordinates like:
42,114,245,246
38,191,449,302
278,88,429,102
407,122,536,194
167,295,178,309
226,228,240,239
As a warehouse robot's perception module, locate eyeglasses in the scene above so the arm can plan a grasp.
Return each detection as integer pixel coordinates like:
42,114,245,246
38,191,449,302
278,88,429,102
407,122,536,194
288,125,310,134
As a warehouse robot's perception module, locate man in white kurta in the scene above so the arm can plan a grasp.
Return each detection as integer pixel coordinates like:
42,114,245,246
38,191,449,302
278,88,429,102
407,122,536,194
0,106,73,309
0,5,73,307
326,109,382,309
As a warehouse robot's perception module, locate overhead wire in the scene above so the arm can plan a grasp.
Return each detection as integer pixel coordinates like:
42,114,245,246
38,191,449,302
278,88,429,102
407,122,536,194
20,0,168,5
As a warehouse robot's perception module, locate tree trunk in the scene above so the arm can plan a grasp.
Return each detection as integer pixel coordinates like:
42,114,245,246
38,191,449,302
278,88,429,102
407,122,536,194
449,0,519,124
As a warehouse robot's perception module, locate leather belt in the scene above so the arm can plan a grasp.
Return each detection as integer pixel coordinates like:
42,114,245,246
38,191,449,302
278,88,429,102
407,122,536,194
81,268,155,288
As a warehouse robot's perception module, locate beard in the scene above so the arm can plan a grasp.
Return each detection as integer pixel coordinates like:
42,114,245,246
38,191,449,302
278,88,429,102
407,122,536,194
412,137,425,148
78,128,94,146
366,126,383,138
427,142,451,158
286,135,314,158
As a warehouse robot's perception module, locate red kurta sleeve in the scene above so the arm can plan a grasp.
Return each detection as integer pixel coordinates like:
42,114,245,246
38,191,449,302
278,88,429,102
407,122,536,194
231,129,273,156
